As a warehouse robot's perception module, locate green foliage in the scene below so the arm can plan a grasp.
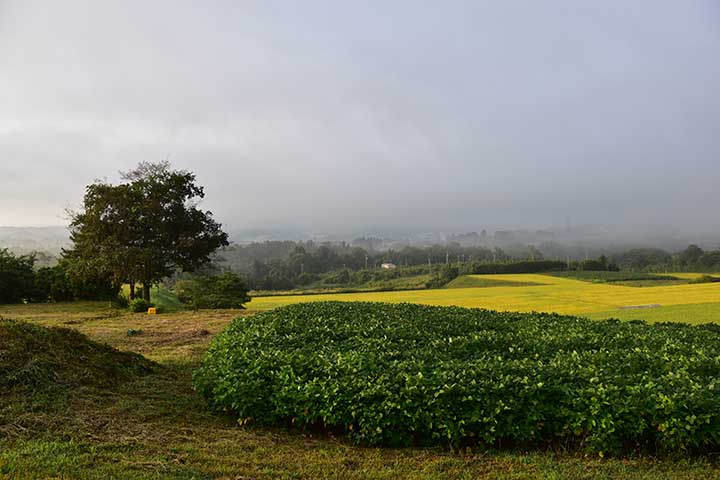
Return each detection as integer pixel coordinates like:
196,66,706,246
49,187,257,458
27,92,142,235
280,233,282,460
612,248,673,271
0,248,36,303
425,265,459,288
680,245,705,266
0,319,154,397
0,250,119,304
444,276,545,289
67,161,229,301
196,302,720,453
689,275,720,284
175,272,250,309
469,260,567,274
550,271,680,283
33,259,119,302
128,298,155,313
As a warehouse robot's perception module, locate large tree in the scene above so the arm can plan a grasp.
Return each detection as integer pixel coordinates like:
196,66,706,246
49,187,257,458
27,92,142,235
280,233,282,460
68,161,229,301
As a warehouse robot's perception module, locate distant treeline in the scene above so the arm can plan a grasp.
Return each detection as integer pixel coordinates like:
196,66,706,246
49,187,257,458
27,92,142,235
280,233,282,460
217,241,720,291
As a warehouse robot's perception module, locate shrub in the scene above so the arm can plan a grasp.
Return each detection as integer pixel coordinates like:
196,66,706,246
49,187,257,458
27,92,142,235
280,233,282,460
0,249,36,303
469,260,567,274
425,265,459,288
33,259,120,303
175,272,250,309
128,298,154,313
195,301,720,453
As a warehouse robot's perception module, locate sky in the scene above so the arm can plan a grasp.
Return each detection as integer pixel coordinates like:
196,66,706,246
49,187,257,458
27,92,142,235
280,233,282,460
1,0,719,237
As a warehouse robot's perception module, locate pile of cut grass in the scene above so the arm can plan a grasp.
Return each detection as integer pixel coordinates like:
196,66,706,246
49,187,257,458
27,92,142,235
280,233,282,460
0,319,155,399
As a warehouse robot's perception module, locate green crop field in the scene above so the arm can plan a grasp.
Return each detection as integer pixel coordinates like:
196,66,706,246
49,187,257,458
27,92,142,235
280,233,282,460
249,273,720,323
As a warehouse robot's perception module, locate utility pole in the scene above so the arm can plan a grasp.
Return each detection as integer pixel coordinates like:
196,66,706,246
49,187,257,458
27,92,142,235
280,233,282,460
365,255,368,269
446,251,449,264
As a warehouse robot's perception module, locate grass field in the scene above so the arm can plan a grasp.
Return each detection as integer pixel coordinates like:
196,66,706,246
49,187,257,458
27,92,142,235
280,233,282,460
250,273,720,323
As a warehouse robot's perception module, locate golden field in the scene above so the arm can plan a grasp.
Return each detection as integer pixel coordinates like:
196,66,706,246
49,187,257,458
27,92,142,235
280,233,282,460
249,273,720,323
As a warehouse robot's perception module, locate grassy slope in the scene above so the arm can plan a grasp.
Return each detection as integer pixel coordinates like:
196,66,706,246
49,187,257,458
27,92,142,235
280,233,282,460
250,274,720,320
251,274,433,297
119,285,186,312
444,276,546,289
1,302,719,479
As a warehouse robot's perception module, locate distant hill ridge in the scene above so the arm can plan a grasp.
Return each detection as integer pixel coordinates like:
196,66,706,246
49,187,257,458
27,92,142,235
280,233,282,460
0,226,70,255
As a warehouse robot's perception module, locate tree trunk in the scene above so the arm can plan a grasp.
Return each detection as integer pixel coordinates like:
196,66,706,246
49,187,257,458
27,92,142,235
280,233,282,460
129,282,136,301
142,283,151,302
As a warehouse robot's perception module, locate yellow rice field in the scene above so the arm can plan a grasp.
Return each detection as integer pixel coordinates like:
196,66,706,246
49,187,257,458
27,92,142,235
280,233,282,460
249,273,720,323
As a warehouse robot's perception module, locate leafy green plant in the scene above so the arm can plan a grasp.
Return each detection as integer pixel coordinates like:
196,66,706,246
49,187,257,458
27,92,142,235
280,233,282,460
175,272,250,309
128,298,155,313
195,301,720,454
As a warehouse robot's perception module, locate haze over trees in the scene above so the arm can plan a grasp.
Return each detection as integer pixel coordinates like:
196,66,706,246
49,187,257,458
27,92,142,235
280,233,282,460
67,161,229,301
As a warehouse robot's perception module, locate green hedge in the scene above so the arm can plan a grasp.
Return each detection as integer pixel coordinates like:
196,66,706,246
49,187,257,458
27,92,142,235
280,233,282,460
195,302,720,453
469,260,567,274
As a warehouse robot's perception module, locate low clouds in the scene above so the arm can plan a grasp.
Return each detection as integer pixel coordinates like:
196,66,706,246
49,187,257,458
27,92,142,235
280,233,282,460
1,0,719,235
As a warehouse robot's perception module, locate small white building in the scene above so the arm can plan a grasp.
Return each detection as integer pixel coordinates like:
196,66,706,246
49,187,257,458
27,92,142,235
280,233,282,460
381,262,397,269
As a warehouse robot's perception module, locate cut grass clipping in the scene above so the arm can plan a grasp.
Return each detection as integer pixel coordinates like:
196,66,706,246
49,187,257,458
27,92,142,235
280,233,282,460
0,319,155,401
196,301,720,454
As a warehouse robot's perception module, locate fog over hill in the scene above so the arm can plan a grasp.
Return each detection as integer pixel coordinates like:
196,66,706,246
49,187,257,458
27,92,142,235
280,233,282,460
0,226,71,255
2,223,718,259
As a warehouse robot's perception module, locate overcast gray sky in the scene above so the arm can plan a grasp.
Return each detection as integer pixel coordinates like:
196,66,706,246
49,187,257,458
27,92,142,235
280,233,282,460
1,0,719,235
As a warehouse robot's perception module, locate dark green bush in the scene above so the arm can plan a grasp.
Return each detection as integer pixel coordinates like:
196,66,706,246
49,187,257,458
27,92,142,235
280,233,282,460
129,298,155,313
425,264,459,288
195,302,720,453
469,260,567,274
175,272,250,309
0,249,36,303
689,275,720,284
33,259,120,302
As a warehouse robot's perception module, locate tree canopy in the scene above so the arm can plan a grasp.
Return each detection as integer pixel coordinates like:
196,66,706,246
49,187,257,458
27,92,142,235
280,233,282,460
68,161,228,301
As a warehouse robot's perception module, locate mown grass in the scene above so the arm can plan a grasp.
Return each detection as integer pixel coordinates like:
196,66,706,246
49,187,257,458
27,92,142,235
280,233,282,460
0,302,719,478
